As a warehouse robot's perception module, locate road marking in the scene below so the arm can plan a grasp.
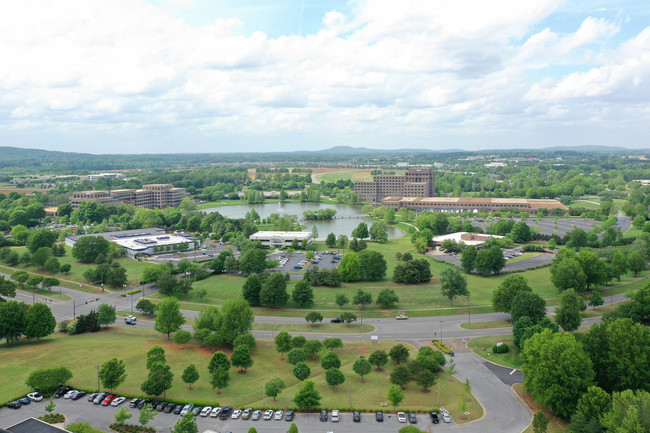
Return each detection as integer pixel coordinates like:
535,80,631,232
509,369,517,375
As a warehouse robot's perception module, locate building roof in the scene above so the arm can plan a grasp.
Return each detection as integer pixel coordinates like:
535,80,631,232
432,232,504,246
5,418,70,433
249,231,313,240
66,227,166,243
382,196,567,209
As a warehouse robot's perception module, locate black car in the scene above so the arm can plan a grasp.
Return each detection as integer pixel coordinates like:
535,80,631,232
375,411,384,422
173,404,184,414
54,386,72,399
129,398,141,408
137,399,151,409
71,391,87,400
330,318,342,323
164,403,176,413
320,409,328,421
285,410,295,421
150,400,160,410
409,413,418,424
430,412,439,424
6,401,21,409
17,397,30,405
156,402,168,412
220,406,233,420
353,411,361,422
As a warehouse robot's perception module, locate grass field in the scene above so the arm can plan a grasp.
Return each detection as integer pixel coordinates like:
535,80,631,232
314,170,376,183
507,252,541,264
0,328,482,421
252,323,375,333
467,335,522,369
460,320,511,330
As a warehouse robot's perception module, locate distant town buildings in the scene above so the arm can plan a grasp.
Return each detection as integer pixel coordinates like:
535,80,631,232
353,167,435,203
69,184,190,210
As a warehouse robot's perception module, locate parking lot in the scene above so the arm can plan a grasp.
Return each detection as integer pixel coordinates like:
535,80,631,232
470,216,630,238
432,248,554,271
269,251,340,279
146,241,238,266
0,397,451,433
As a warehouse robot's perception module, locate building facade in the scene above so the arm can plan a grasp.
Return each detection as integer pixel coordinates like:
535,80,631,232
353,168,435,202
381,196,567,214
249,231,313,247
69,184,190,209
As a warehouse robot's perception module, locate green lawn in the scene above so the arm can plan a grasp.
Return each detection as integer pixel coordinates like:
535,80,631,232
507,252,541,264
0,328,482,421
314,170,376,183
252,323,375,333
460,320,512,330
467,335,522,369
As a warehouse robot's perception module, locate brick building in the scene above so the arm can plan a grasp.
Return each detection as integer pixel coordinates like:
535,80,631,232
354,168,435,202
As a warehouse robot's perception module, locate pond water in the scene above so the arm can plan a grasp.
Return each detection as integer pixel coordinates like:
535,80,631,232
202,202,403,240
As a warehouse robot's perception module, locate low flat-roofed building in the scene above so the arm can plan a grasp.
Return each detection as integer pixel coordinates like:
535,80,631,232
65,228,198,258
249,231,313,247
381,196,567,214
432,232,504,249
3,417,71,433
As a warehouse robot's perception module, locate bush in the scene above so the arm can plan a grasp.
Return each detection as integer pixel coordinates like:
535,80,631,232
492,343,509,354
433,340,452,354
39,413,65,423
109,424,156,433
58,320,70,333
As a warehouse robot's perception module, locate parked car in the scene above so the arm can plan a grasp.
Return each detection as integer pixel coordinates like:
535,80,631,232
102,395,117,406
128,398,140,408
430,412,440,424
191,406,202,416
231,409,242,419
88,393,100,403
409,413,418,424
242,408,252,420
220,406,233,420
156,402,168,412
376,411,384,422
54,386,72,399
320,409,328,421
200,406,212,417
353,411,361,422
112,397,127,407
27,392,43,402
6,401,21,409
331,410,339,422
263,409,274,420
284,410,295,421
180,403,194,416
93,393,108,405
17,397,30,405
274,410,284,420
164,403,176,414
330,317,342,323
210,406,222,418
137,399,151,409
441,412,452,423
251,409,262,420
71,391,87,400
396,314,409,320
150,401,161,410
173,404,184,415
397,412,407,423
64,389,78,399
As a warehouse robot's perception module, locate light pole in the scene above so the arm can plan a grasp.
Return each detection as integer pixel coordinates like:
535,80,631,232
130,292,134,314
262,377,266,410
96,365,100,393
349,377,352,411
468,293,471,324
437,376,441,407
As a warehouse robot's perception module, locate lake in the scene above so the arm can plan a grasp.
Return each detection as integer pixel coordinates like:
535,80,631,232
202,202,403,240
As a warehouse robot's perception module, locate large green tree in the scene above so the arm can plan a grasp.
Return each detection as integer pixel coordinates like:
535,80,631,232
292,362,311,381
387,383,405,408
170,412,198,433
99,358,127,393
181,364,199,390
339,252,360,282
291,279,314,307
369,349,389,370
439,267,469,306
600,389,650,433
375,288,399,308
141,361,173,399
231,345,253,372
389,343,410,364
353,357,372,382
579,251,607,290
0,300,28,345
325,368,345,389
510,292,547,324
71,236,110,263
551,251,587,292
208,351,231,374
265,377,286,401
275,331,293,359
260,272,289,307
97,303,116,327
555,288,583,332
154,297,185,339
357,250,387,281
24,302,56,340
460,245,477,273
217,297,254,345
242,274,262,307
369,221,388,243
321,350,341,370
292,380,322,409
492,274,532,314
239,248,267,275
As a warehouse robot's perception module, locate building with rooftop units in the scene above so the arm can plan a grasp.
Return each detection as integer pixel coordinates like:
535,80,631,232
249,231,313,247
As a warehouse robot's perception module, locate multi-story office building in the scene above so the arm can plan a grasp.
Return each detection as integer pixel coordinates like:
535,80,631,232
69,184,190,209
354,168,435,202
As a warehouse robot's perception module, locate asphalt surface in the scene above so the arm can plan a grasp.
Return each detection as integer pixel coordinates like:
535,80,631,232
433,251,554,271
470,216,631,238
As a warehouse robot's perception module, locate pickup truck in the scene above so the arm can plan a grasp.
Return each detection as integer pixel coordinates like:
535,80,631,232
124,315,137,325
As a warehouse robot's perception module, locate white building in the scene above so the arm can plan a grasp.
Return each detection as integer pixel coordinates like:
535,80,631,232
249,231,313,247
431,232,504,249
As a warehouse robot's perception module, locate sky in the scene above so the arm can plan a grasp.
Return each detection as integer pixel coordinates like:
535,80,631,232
0,0,649,154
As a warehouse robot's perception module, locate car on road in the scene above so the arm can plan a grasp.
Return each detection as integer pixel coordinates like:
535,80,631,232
210,406,222,418
64,389,78,399
173,404,183,415
231,409,242,419
331,410,339,422
17,397,30,405
430,412,439,423
54,386,72,399
284,410,295,421
353,411,361,422
330,317,342,323
397,412,406,423
263,409,274,420
396,314,409,320
200,406,212,417
274,410,284,420
220,406,233,419
71,391,87,400
320,410,328,421
164,404,176,414
27,392,43,402
409,413,418,423
242,408,252,419
112,397,126,407
251,409,262,420
124,315,137,325
6,401,21,409
191,406,202,416
375,411,384,422
180,403,194,416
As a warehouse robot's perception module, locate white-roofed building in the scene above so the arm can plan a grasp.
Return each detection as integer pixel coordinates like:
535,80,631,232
249,231,313,247
431,232,504,249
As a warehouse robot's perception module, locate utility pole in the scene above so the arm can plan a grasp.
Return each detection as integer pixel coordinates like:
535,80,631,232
349,377,352,411
468,293,471,324
262,377,266,410
96,365,100,392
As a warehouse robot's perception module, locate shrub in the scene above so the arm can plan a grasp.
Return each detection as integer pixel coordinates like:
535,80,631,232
492,342,509,353
39,413,65,423
433,340,452,354
58,320,70,333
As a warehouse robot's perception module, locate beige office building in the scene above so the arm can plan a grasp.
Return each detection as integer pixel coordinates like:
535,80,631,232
354,168,435,203
69,184,190,209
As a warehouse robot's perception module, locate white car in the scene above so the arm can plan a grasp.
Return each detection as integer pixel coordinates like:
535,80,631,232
209,406,222,418
397,412,407,423
231,409,242,419
242,408,252,419
251,409,262,420
396,314,408,320
111,397,127,406
274,410,284,420
331,410,339,422
64,390,78,399
180,404,194,416
441,412,452,423
263,409,274,420
200,406,212,417
27,392,43,402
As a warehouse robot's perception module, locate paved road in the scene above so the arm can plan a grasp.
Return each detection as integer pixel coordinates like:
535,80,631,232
433,252,553,272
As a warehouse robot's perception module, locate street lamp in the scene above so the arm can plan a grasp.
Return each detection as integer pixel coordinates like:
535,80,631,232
130,292,134,314
468,293,471,324
262,377,266,410
349,377,352,411
96,365,100,393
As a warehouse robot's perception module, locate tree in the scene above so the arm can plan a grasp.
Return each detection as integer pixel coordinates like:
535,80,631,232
146,345,166,369
265,377,286,401
588,292,604,308
389,343,410,364
27,275,43,291
138,403,157,427
287,424,297,433
182,364,199,390
0,276,17,298
44,257,60,273
97,303,116,327
27,229,56,253
460,245,477,273
325,232,337,247
173,330,192,349
532,411,549,433
99,358,127,393
291,335,306,348
303,340,323,360
376,288,400,308
260,272,289,307
392,259,431,283
358,250,387,280
323,337,343,350
352,222,369,239
492,274,532,313
305,311,323,325
71,236,110,263
288,348,307,365
369,221,388,243
24,302,56,340
387,383,406,407
136,299,156,316
170,412,198,433
600,389,650,433
551,256,587,292
230,345,253,372
60,263,71,273
217,297,254,345
25,366,72,394
439,267,469,306
233,333,257,351
208,351,231,374
611,250,629,281
335,293,349,308
210,368,230,394
353,289,372,309
487,245,506,274
242,274,262,307
141,361,173,399
579,251,607,290
154,297,185,339
339,252,360,282
628,250,646,276
275,331,293,359
575,386,611,423
292,380,322,409
114,406,132,425
326,368,345,389
353,357,372,382
340,312,357,325
293,362,311,381
390,364,412,389
31,247,52,268
369,349,389,370
291,279,314,307
510,292,547,325
41,277,59,291
0,300,28,345
45,398,55,413
524,329,594,418
239,248,267,275
555,289,583,332
321,350,341,370
416,369,436,391
510,221,532,243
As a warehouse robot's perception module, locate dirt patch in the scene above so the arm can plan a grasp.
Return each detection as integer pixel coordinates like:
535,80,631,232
445,338,471,353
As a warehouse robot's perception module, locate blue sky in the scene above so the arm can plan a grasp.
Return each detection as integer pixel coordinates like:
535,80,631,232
0,0,649,154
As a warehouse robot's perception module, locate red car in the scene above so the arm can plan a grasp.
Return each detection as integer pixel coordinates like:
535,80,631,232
101,395,117,406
